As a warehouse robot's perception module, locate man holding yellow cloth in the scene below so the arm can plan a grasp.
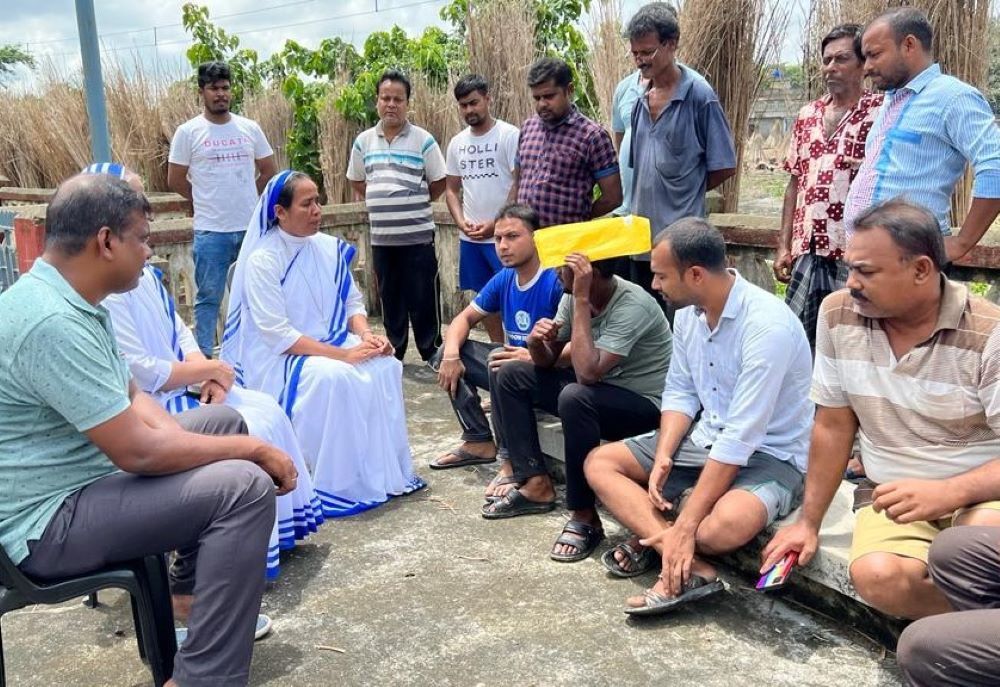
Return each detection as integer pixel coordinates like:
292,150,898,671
482,225,671,563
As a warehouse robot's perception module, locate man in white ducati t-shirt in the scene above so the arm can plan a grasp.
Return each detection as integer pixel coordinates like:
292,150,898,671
168,61,277,357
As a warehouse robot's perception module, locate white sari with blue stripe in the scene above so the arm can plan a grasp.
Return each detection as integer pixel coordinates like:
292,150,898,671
223,191,422,517
103,265,324,580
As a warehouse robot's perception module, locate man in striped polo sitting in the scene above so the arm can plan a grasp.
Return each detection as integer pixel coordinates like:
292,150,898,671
763,198,1000,620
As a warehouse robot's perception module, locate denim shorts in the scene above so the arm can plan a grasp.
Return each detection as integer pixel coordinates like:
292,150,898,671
624,431,805,525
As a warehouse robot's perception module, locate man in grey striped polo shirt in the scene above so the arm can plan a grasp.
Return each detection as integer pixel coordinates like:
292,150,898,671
348,69,447,362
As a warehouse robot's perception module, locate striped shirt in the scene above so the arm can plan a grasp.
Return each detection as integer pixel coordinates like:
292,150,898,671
347,120,447,246
844,64,1000,236
812,281,1000,484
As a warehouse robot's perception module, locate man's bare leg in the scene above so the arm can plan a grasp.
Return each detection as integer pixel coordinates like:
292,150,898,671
850,553,951,618
850,507,1000,619
586,442,673,569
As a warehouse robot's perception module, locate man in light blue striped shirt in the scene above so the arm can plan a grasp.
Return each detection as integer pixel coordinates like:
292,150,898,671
844,8,1000,263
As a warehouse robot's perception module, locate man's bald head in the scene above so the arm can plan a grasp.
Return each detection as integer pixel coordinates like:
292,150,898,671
46,174,151,256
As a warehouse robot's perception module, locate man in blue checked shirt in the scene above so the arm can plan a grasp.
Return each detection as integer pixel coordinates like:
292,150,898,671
844,7,1000,263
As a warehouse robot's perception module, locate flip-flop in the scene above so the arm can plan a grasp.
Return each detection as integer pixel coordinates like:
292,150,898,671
429,447,497,470
601,542,658,578
550,520,605,562
623,575,725,617
481,488,556,520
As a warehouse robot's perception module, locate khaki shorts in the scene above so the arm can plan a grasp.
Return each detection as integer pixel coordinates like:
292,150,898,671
850,501,1000,564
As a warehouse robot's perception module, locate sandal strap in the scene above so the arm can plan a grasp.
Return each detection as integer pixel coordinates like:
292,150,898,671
562,520,599,538
616,542,644,566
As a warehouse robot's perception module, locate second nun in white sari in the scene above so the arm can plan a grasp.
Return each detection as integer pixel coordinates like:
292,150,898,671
103,264,325,581
222,170,424,517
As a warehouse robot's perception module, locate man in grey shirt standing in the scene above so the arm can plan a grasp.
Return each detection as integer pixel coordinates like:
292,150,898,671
626,2,737,304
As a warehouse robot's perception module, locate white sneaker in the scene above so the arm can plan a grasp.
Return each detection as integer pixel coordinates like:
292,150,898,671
175,613,272,647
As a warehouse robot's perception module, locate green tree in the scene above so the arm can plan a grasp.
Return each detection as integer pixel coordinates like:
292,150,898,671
0,44,34,83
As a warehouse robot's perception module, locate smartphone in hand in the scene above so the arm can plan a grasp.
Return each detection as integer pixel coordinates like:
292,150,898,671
757,552,798,591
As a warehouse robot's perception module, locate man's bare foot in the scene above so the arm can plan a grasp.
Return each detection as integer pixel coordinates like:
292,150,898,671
433,440,497,467
172,593,193,624
625,558,717,607
517,474,556,503
613,536,648,573
551,509,602,558
484,459,518,499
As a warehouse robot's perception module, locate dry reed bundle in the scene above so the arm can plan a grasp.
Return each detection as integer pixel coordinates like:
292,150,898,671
104,55,174,192
159,80,201,144
318,77,361,204
677,0,788,212
243,87,293,170
587,0,633,128
466,0,537,127
409,71,462,159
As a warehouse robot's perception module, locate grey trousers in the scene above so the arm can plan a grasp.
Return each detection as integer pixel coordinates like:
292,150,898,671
897,526,1000,686
19,404,275,687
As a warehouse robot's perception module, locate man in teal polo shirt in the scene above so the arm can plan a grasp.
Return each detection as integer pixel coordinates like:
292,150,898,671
0,174,297,687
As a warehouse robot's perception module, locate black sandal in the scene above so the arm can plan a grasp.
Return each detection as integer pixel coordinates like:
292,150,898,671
600,542,658,578
550,520,605,562
481,488,556,520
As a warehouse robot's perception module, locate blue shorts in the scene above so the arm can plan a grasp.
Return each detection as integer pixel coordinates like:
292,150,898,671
459,240,503,292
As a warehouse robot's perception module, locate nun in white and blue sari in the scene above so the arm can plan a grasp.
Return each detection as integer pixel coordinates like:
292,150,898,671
87,163,324,581
222,170,424,517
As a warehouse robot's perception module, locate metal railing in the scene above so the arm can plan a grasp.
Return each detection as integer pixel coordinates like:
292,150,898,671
0,209,18,293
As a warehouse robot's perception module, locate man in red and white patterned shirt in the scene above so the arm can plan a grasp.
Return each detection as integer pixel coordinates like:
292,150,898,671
773,24,883,349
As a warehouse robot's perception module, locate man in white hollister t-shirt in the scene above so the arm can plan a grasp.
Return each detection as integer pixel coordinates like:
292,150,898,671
168,61,277,357
444,74,520,342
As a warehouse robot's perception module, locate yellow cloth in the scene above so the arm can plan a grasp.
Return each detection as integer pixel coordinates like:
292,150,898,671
534,215,651,269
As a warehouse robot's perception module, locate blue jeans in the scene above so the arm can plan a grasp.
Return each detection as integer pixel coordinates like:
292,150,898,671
194,230,245,356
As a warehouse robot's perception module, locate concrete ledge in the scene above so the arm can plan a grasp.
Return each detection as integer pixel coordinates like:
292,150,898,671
535,413,903,642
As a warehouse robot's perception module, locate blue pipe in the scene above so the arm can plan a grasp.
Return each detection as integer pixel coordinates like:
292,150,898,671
75,0,111,162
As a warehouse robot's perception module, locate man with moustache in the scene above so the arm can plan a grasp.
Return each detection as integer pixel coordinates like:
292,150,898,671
512,57,622,229
763,199,1000,621
625,2,737,302
429,204,562,493
844,8,1000,262
347,69,448,362
774,24,882,349
445,74,521,342
168,61,277,357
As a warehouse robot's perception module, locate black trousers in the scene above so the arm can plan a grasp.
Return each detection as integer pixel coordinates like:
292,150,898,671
372,242,443,361
429,340,504,444
897,526,1000,686
493,361,661,511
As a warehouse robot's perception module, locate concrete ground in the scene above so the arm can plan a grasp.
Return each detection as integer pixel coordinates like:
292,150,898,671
2,354,904,687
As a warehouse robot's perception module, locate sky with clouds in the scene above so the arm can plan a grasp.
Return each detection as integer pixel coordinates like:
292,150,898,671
0,0,804,89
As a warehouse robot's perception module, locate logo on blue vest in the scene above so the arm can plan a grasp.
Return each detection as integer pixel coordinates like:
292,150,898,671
515,310,531,331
